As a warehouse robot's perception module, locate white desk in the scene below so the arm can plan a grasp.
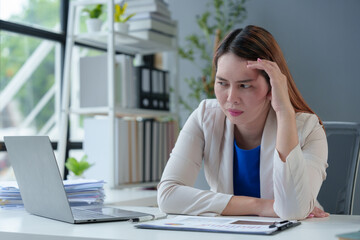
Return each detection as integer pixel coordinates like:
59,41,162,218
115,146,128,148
103,188,158,207
0,206,359,240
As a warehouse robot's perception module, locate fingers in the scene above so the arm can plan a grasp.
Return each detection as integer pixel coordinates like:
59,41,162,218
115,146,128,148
246,58,282,82
307,207,330,218
247,58,279,72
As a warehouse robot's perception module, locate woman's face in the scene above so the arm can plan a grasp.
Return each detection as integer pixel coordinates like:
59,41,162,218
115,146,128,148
214,53,271,128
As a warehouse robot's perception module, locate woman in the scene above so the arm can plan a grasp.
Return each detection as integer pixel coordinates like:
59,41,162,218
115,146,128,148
157,25,329,220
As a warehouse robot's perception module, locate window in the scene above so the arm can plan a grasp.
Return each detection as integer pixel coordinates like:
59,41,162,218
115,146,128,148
0,31,61,138
0,0,61,32
0,0,68,181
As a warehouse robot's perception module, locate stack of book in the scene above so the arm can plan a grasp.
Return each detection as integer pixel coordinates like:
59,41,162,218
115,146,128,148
0,179,105,209
115,117,178,185
126,0,177,47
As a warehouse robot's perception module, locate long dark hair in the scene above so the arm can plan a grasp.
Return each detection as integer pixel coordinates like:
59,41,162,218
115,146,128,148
213,25,322,126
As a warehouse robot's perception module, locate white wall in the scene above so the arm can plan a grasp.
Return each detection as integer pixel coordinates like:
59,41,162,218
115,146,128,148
168,0,360,125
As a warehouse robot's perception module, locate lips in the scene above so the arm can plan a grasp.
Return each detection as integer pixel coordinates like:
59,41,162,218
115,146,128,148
228,109,243,117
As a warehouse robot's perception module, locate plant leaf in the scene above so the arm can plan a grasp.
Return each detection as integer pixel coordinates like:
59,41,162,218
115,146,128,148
123,13,136,23
65,155,92,176
65,157,80,175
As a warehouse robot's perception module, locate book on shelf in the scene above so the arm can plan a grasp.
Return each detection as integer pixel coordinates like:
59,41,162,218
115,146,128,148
157,120,164,178
143,118,153,182
151,120,159,181
136,119,144,183
116,55,138,109
137,66,170,111
130,29,174,47
127,0,168,8
129,18,177,36
126,0,171,18
79,55,118,108
130,12,173,24
130,119,139,183
117,118,131,184
79,54,137,109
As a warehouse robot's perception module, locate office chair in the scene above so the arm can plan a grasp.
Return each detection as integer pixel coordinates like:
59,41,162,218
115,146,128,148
317,122,360,215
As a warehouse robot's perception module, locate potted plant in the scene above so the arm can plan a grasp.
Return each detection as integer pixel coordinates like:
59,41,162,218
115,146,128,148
65,155,94,180
83,4,103,32
114,2,136,34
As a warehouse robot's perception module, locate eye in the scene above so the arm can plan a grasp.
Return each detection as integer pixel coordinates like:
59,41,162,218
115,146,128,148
217,81,228,87
240,84,251,89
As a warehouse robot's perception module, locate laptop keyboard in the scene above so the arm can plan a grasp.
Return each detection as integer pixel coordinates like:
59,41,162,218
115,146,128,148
71,206,151,221
72,208,113,220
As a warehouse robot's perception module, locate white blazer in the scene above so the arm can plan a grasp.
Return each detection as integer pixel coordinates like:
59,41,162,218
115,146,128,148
157,99,328,220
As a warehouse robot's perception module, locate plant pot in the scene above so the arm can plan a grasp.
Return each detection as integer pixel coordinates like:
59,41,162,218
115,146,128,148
86,18,102,32
114,22,129,34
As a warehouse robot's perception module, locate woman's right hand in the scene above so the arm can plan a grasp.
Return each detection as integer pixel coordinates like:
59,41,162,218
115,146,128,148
222,196,277,217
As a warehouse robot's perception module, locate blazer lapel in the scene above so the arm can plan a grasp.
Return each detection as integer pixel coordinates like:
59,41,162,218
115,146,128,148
203,107,230,193
214,117,234,194
260,109,277,199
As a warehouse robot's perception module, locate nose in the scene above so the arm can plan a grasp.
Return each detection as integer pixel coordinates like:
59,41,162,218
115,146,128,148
227,86,239,104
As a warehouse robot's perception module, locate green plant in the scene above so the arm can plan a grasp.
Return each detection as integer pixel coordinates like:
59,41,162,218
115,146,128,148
65,155,93,176
82,4,103,19
114,2,136,23
178,0,248,113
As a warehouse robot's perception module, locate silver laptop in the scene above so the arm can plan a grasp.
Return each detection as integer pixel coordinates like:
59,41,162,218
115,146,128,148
4,136,152,224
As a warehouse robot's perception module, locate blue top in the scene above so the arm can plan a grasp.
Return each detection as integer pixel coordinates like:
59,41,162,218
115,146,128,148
233,140,261,198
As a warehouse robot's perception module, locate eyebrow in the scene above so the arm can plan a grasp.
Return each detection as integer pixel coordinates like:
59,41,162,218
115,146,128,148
216,76,253,83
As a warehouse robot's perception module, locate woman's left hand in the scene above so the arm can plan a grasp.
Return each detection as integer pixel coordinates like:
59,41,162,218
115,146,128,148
247,59,293,115
307,207,330,218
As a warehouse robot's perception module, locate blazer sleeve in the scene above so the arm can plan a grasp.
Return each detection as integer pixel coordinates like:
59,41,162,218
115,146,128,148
272,114,328,220
157,101,232,216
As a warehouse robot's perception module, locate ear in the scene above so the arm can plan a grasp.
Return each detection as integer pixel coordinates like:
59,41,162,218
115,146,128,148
266,89,272,100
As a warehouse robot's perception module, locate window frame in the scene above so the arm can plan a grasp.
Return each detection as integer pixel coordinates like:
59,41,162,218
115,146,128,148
0,0,150,177
0,0,82,178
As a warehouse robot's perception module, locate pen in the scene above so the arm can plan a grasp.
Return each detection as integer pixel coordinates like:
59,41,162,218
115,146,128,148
277,221,293,231
269,220,292,229
130,215,155,223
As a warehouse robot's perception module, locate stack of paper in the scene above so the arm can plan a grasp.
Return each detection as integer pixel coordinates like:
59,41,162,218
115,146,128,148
0,179,105,209
0,181,22,208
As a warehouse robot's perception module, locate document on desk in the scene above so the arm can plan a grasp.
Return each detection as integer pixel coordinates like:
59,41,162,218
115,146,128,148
135,216,301,235
0,179,105,208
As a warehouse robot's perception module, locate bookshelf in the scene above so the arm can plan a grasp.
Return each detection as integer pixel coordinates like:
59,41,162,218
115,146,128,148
75,32,174,55
58,0,178,188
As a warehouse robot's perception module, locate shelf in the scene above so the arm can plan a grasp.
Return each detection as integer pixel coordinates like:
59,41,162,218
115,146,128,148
70,106,178,118
73,0,123,7
75,32,176,55
58,0,179,188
